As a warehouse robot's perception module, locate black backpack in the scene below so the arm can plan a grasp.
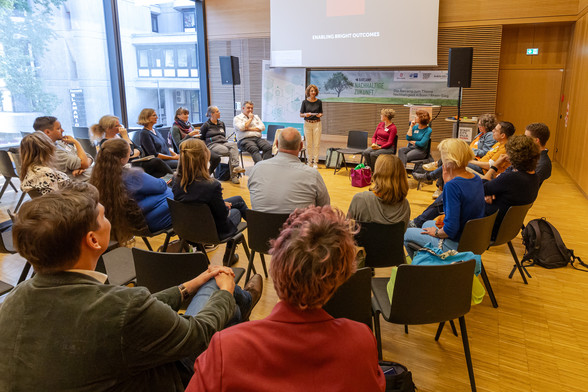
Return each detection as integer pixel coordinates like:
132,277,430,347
379,361,416,392
521,218,587,271
214,163,231,181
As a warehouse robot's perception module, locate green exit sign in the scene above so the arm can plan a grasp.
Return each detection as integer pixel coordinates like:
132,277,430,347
526,48,539,55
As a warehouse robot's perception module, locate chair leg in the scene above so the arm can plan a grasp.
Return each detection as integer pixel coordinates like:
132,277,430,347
480,261,498,308
507,241,529,284
14,192,27,213
458,316,477,392
0,180,10,200
245,250,257,282
435,321,445,341
18,262,32,284
373,311,383,361
239,151,244,168
259,253,269,278
141,237,153,251
8,179,18,193
222,240,238,266
449,320,458,336
240,236,251,262
404,325,408,334
160,232,172,252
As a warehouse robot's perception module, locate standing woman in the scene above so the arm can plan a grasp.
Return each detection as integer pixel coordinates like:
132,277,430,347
361,108,398,169
398,109,432,166
138,108,179,169
90,114,172,178
300,84,323,168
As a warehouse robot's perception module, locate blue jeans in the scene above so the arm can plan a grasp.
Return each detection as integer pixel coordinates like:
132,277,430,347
414,193,444,227
404,220,459,259
185,279,252,326
225,195,248,226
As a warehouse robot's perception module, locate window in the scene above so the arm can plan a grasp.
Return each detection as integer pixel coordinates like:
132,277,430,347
151,13,158,33
183,10,195,32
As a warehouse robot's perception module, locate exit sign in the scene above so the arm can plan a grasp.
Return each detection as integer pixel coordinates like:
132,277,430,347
526,48,539,55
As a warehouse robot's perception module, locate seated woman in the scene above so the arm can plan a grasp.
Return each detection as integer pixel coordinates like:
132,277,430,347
171,107,221,175
137,108,179,170
200,106,245,184
483,135,540,236
404,138,485,258
398,109,433,166
361,108,398,169
172,138,248,262
187,206,385,391
89,138,173,240
19,132,70,195
348,154,410,230
90,114,172,178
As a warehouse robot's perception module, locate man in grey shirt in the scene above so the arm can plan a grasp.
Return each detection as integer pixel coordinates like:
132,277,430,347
34,116,93,181
247,127,330,213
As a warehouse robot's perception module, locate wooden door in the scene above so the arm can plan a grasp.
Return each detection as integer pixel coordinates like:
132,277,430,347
495,68,563,153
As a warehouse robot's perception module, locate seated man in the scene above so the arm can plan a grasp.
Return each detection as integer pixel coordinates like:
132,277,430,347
0,182,262,391
233,101,272,164
525,122,551,185
467,121,515,174
34,116,93,181
248,127,330,213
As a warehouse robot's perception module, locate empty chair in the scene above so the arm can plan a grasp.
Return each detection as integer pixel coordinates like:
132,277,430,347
372,259,478,391
266,125,280,144
243,209,290,281
167,198,251,267
77,138,98,160
72,126,90,139
323,267,373,330
490,203,534,283
133,225,174,252
456,211,499,307
332,130,368,174
0,150,21,200
354,221,406,268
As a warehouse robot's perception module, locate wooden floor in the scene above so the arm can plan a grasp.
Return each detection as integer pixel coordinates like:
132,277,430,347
1,158,587,392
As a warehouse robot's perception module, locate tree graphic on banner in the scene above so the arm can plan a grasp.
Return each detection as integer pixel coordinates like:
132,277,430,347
324,72,353,97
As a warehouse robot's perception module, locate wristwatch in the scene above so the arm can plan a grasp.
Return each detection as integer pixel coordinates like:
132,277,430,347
178,284,190,301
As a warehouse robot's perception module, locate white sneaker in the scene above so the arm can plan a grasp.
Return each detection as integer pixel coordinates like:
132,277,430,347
432,188,441,199
423,162,438,171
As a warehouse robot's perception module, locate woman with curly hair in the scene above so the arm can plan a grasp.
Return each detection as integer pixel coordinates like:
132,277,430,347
348,154,410,229
188,205,385,391
361,108,398,169
299,84,323,168
19,132,70,195
89,138,172,243
483,134,540,235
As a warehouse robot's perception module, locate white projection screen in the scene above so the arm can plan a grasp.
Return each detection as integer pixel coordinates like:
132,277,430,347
270,0,440,68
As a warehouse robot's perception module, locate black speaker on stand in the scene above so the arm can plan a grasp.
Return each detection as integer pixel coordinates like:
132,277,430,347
220,56,241,117
447,47,473,137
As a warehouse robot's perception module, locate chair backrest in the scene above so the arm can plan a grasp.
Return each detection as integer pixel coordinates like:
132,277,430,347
130,131,142,146
101,247,136,286
8,150,22,176
266,125,280,143
0,219,15,254
167,198,221,245
132,247,208,293
323,267,373,330
0,150,18,178
355,221,406,268
245,209,290,254
347,130,368,150
72,126,90,139
492,203,533,246
457,211,498,254
388,259,475,325
158,127,171,147
77,138,97,160
392,134,398,153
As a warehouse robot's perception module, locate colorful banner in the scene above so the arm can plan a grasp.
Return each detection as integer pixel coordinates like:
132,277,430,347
261,60,306,124
309,70,458,105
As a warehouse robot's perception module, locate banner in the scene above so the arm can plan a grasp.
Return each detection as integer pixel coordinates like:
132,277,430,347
309,70,458,105
261,60,306,125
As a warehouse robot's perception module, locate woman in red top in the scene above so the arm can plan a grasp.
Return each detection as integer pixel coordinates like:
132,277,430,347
362,108,398,169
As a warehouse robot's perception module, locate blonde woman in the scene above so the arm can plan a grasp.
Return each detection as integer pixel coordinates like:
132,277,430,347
404,138,485,258
361,108,398,169
348,154,410,229
19,132,70,195
300,84,323,168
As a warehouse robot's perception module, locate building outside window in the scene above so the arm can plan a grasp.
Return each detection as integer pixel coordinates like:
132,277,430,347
151,13,159,33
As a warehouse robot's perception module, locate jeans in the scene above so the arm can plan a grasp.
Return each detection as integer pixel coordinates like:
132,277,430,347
413,193,444,227
225,195,248,224
404,220,459,259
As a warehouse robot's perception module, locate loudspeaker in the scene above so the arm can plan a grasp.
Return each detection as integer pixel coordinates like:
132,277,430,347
447,47,473,88
219,56,241,85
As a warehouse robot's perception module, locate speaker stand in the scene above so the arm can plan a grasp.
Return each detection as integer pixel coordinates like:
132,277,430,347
232,83,237,117
455,86,462,138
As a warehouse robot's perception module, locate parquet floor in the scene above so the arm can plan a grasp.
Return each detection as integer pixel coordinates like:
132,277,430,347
1,158,587,392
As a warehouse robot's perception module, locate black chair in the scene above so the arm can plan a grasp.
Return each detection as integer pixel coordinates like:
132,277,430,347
354,221,406,268
130,130,142,147
100,246,136,286
77,138,97,160
133,226,174,252
372,259,478,391
0,219,15,295
167,198,251,268
333,130,368,174
266,125,280,144
323,267,373,330
72,126,90,139
489,203,534,284
457,211,499,308
157,126,171,146
0,150,21,200
243,209,290,281
406,139,434,172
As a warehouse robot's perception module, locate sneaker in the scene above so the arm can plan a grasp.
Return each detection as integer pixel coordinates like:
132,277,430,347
432,188,442,199
312,163,318,169
231,176,240,184
233,166,246,174
241,274,263,321
204,244,219,252
412,171,432,183
423,162,438,171
407,220,417,229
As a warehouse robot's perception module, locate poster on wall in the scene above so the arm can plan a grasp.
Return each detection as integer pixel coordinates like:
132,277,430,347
309,70,458,105
261,60,305,128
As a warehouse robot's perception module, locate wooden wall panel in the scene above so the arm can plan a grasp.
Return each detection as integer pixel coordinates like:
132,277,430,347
557,13,588,194
204,0,270,39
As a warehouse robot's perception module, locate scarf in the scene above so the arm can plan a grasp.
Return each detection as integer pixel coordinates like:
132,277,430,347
174,119,192,139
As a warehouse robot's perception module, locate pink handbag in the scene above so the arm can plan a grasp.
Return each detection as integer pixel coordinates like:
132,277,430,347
350,167,372,187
